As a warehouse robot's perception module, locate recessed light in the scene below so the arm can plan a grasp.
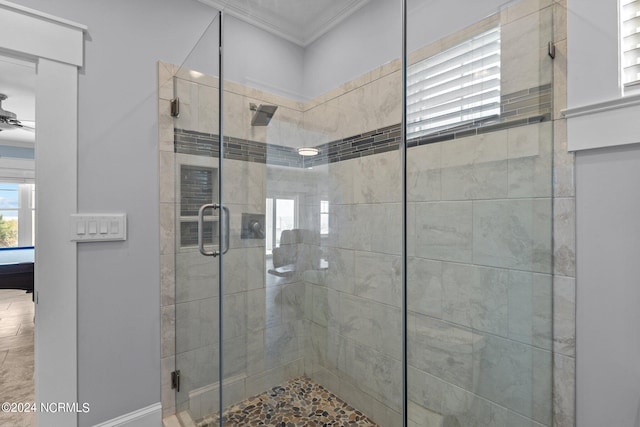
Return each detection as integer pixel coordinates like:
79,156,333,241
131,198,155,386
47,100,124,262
297,147,319,156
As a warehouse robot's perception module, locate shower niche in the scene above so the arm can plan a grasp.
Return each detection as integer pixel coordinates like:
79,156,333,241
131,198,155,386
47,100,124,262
175,156,219,249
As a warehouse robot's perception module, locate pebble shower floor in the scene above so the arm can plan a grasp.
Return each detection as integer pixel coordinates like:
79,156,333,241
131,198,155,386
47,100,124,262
196,376,380,426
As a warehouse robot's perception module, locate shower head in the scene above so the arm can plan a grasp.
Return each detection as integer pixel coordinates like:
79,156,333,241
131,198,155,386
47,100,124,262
250,103,278,126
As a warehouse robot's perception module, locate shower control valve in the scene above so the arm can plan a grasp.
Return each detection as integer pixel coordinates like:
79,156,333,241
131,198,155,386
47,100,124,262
241,213,265,239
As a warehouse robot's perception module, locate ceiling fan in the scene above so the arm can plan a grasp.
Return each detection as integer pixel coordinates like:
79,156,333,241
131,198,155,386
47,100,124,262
0,93,35,132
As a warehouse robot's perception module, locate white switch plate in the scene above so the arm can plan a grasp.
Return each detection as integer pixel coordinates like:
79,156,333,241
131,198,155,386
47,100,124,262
70,214,127,242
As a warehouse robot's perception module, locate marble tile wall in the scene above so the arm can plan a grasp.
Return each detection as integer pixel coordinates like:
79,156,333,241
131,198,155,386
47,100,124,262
303,125,557,427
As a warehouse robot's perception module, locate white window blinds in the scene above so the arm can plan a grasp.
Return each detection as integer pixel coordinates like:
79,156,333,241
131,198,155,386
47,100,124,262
407,27,501,139
622,0,640,86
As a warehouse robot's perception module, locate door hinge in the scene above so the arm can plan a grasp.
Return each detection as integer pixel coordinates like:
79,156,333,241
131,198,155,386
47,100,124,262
170,97,180,117
548,41,556,59
171,370,180,392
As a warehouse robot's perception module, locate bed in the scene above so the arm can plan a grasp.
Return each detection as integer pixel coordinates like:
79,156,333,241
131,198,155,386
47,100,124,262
0,246,34,293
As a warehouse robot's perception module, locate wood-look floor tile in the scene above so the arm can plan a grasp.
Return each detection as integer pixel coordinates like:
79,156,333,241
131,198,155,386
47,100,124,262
0,334,34,353
0,324,20,338
17,323,33,335
0,412,36,427
0,291,38,427
0,314,34,328
6,300,34,314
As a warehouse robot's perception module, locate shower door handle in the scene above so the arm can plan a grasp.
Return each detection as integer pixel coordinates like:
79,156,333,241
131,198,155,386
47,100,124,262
220,205,230,255
198,203,230,257
198,203,216,256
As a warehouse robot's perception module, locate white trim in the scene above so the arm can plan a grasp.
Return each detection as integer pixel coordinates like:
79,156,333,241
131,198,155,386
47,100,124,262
302,0,371,47
199,0,304,46
197,0,369,47
0,0,87,31
0,3,85,67
567,102,640,151
562,92,640,118
565,92,640,152
91,403,162,427
35,55,79,427
0,4,83,427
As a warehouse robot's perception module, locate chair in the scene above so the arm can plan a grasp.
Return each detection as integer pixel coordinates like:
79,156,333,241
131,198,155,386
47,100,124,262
269,229,321,277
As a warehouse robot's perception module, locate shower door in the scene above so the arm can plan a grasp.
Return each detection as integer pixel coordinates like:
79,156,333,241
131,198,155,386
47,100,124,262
171,2,405,424
215,1,405,426
170,11,225,424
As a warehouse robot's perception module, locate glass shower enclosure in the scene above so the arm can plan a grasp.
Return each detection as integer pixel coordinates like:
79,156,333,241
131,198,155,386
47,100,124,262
163,0,556,425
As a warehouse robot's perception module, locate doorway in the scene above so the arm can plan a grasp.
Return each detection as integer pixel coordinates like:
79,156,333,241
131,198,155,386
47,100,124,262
0,53,36,427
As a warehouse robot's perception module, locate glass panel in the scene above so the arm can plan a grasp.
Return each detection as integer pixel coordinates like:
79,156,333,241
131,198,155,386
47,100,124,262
406,1,555,426
218,0,403,425
168,11,222,424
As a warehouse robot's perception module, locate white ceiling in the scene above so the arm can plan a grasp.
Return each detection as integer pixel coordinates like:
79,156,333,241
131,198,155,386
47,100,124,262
0,55,36,147
199,0,371,47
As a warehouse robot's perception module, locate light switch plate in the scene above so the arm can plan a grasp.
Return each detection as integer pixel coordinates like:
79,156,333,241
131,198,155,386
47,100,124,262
70,214,127,242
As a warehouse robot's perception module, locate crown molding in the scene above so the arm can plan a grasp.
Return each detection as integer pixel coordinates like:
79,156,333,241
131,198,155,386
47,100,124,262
197,0,369,47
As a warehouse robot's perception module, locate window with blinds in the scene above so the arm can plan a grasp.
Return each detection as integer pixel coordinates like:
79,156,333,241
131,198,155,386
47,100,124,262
407,27,501,139
622,0,640,87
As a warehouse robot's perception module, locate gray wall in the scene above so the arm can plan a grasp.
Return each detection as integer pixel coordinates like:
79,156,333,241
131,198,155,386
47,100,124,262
226,16,305,100
566,0,620,107
10,0,304,425
575,144,640,427
568,0,640,425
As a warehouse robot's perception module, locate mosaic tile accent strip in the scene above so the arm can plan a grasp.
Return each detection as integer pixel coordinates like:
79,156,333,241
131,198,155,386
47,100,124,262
174,84,552,167
196,377,379,427
303,124,401,168
501,83,552,120
174,130,220,157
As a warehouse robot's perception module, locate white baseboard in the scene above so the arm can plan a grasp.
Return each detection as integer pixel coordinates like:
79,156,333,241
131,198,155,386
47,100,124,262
92,403,162,427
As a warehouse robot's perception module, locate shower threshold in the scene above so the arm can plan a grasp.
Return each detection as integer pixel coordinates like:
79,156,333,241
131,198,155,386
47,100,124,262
195,376,379,426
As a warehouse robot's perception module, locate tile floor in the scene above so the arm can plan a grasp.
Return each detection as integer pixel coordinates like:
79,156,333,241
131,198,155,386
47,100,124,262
196,376,379,427
0,289,35,427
